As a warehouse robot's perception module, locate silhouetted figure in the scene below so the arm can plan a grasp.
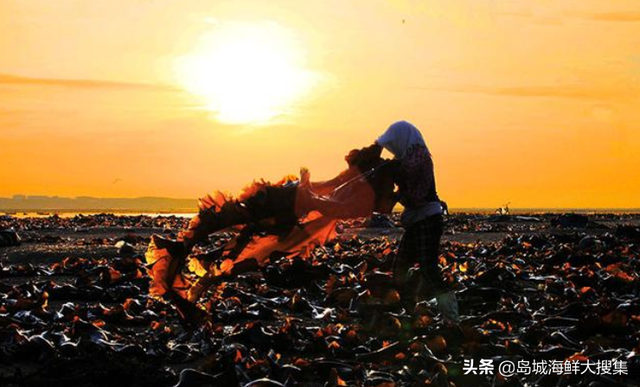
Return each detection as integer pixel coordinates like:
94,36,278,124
372,120,459,322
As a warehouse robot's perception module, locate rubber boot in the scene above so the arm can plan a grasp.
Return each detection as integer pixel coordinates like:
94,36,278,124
399,266,422,312
435,291,459,323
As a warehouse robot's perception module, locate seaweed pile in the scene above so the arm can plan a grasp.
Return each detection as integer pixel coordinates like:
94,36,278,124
0,214,189,233
0,230,20,248
0,214,639,387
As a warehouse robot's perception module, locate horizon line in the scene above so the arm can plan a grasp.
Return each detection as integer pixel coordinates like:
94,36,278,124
1,195,638,211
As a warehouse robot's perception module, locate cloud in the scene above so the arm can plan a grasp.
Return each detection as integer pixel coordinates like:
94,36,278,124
0,73,176,91
495,10,565,26
496,9,640,24
569,12,640,22
411,84,637,100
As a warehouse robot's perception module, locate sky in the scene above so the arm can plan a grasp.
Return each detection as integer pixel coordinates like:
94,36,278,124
1,0,639,208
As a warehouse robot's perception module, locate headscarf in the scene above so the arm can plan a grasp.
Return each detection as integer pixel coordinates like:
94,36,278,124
376,120,430,159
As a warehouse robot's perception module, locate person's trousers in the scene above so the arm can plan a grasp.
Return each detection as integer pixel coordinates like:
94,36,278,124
394,214,450,301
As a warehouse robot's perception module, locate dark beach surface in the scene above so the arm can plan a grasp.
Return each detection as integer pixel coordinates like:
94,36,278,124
1,212,639,387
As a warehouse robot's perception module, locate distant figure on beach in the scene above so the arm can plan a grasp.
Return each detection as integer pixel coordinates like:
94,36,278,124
496,202,510,215
372,120,459,322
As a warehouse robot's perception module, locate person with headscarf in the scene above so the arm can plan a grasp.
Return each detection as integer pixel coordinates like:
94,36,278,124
374,120,459,323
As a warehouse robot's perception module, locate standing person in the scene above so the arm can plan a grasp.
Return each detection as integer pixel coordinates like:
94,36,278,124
374,120,459,322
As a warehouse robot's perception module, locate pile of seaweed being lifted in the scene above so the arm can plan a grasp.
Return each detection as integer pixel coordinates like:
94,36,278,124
0,213,639,387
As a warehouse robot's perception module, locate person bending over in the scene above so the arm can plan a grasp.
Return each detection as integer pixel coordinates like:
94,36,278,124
372,120,459,322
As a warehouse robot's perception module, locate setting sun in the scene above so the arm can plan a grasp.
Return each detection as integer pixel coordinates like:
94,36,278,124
176,21,317,125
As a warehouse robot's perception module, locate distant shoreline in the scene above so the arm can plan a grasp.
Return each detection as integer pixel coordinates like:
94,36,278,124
2,196,638,215
3,208,640,218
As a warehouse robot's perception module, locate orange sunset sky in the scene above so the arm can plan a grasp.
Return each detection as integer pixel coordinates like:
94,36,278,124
1,0,639,208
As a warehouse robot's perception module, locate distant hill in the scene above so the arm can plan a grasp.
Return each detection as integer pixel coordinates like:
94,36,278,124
0,195,197,213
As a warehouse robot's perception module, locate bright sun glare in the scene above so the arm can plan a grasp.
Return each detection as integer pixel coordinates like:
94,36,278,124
177,22,316,125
